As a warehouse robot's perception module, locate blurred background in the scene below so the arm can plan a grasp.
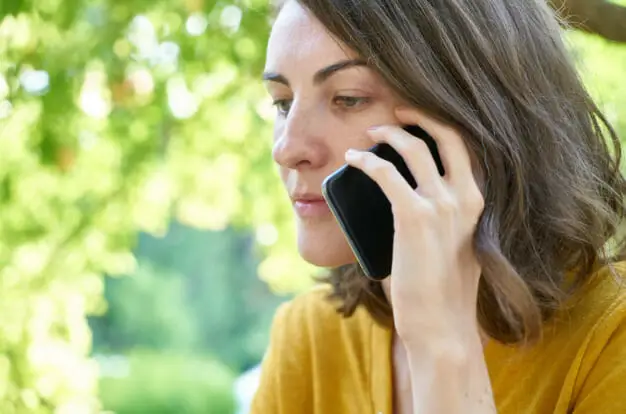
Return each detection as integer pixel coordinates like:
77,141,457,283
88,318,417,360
0,0,625,413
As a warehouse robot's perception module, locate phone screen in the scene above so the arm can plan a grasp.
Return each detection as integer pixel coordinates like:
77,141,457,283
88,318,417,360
321,125,443,280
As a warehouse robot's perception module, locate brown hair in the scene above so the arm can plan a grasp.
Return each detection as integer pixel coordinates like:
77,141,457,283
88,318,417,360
273,0,626,344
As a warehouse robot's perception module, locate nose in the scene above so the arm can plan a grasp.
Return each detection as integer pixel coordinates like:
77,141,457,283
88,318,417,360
272,104,329,170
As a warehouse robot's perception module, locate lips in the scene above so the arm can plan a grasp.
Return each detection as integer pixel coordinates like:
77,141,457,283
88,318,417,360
291,194,331,218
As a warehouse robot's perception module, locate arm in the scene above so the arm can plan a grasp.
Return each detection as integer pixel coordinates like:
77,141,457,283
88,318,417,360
405,334,497,414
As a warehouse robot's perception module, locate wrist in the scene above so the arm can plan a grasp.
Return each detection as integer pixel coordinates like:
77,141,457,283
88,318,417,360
403,334,496,413
404,335,470,370
402,330,486,374
394,305,481,347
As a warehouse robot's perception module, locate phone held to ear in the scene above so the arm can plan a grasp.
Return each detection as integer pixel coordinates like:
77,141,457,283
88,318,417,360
321,125,445,280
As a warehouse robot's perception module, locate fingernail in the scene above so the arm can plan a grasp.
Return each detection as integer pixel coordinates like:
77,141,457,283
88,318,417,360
367,125,381,131
345,149,359,160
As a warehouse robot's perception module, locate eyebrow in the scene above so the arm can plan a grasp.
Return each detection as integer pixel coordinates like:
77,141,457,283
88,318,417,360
262,59,368,87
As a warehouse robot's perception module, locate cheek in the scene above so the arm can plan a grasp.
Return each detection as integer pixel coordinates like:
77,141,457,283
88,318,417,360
332,105,399,152
321,120,375,163
280,166,295,190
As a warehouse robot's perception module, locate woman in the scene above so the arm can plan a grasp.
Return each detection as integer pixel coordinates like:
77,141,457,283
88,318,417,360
253,0,626,412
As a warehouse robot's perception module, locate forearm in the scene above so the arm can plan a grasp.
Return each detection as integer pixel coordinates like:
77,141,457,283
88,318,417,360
405,336,497,414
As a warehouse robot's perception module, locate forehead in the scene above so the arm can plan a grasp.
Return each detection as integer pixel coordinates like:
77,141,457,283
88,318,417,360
265,0,354,71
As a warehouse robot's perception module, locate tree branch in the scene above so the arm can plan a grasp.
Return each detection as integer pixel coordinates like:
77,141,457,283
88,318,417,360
550,0,626,43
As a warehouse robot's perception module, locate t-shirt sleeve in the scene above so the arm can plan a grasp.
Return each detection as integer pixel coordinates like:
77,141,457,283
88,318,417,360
572,302,626,413
250,299,313,414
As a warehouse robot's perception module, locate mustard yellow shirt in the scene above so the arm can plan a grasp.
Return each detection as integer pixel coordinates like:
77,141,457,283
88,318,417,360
251,263,626,413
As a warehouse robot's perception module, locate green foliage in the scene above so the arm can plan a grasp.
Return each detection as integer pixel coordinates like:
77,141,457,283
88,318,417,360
567,31,626,140
90,260,198,353
90,223,285,371
99,350,235,414
0,0,309,412
132,223,285,371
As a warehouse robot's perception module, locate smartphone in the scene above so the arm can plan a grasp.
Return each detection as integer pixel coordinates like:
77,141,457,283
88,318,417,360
321,125,445,280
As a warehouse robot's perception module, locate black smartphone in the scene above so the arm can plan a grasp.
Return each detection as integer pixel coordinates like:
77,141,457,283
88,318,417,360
321,125,445,280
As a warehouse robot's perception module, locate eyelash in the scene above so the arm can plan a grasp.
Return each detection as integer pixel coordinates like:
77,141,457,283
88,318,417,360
272,99,292,116
271,96,370,117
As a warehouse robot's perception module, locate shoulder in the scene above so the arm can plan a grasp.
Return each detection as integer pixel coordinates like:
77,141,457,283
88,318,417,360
565,261,626,327
252,285,381,412
547,261,626,347
270,284,375,346
276,284,339,323
544,261,626,377
567,262,626,411
486,262,626,412
262,283,378,380
252,286,342,412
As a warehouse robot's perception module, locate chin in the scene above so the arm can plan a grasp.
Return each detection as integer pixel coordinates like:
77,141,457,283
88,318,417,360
296,219,356,268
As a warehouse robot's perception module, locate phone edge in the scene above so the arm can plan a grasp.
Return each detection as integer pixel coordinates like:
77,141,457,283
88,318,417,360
321,166,378,279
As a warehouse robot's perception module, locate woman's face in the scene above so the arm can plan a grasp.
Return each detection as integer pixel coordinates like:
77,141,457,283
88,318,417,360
264,0,405,268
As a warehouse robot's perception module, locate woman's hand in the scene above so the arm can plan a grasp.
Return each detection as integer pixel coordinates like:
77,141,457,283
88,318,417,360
345,106,484,343
345,106,495,413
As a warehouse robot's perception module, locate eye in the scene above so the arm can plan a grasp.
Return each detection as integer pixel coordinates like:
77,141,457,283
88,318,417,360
333,96,369,109
272,99,292,116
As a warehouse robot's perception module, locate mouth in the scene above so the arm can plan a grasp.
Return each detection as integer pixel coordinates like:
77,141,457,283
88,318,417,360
291,194,331,218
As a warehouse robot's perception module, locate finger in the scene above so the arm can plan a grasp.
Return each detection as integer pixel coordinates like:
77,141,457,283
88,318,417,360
344,148,416,207
394,106,474,186
367,125,444,196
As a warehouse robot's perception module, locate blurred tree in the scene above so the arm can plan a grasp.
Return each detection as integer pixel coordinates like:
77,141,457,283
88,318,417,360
131,223,285,371
89,260,198,353
0,0,306,412
0,0,625,413
99,350,236,414
90,223,284,372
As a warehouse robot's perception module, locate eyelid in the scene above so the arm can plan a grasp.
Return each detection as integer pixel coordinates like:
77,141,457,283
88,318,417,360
332,95,371,108
265,83,291,98
333,95,368,102
271,98,292,117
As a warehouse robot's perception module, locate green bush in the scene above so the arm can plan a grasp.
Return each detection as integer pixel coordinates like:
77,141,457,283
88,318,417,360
99,351,236,414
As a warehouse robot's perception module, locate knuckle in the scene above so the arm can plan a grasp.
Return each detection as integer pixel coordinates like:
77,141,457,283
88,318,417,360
413,137,430,150
436,195,458,216
393,198,433,223
418,202,438,220
369,157,394,179
407,136,428,155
